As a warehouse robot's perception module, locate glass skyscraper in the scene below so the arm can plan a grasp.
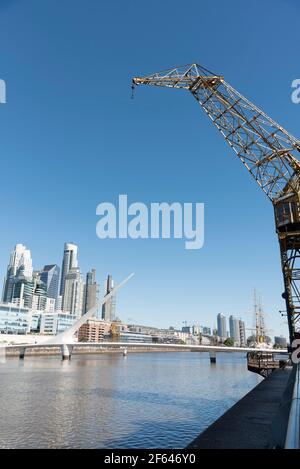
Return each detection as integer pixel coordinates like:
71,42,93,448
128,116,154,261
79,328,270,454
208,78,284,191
2,244,33,303
11,275,47,310
102,275,116,322
59,242,78,298
62,267,84,317
229,315,240,344
83,269,99,316
217,313,227,341
40,264,60,300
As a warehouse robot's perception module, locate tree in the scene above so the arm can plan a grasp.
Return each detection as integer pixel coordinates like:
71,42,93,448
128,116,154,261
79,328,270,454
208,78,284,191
224,337,234,347
247,335,256,346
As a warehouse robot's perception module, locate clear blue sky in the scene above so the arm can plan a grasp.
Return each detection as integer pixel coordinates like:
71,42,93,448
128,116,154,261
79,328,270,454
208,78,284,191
0,0,299,337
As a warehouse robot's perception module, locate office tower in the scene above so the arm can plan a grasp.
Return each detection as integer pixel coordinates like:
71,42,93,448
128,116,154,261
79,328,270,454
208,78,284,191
56,295,63,311
192,324,201,335
31,274,48,311
229,315,241,345
45,297,56,312
2,244,33,303
274,336,287,348
11,277,34,308
239,320,246,347
11,275,47,310
202,326,212,336
182,325,192,334
62,267,84,317
217,313,227,341
102,275,116,322
83,269,99,316
59,243,78,298
40,265,60,301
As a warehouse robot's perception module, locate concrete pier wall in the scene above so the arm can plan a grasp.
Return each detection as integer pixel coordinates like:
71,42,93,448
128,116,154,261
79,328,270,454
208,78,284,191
187,368,293,449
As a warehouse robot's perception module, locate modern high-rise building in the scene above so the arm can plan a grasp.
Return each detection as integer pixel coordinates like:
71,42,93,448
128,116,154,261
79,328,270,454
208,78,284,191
11,277,34,308
56,295,63,311
83,269,99,316
45,297,56,312
202,326,212,336
31,275,48,311
0,303,32,334
11,275,47,310
102,275,116,322
62,267,84,317
217,313,227,341
2,244,33,303
274,336,287,348
59,243,78,298
229,315,240,344
40,265,60,301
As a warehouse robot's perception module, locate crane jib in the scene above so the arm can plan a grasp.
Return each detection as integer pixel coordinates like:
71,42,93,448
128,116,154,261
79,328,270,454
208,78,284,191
133,62,300,344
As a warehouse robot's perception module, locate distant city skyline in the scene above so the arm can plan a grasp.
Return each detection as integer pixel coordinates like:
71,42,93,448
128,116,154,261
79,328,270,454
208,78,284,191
1,242,101,320
0,241,259,334
0,240,288,344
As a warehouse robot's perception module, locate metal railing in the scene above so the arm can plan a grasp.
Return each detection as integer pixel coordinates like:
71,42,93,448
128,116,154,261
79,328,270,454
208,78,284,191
285,363,300,449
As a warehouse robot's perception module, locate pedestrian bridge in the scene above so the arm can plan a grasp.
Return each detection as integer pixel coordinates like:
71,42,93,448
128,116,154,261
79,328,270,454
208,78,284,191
0,273,288,366
0,339,288,363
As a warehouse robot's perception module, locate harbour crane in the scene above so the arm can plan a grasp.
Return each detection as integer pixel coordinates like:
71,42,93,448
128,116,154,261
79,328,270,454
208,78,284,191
132,63,300,345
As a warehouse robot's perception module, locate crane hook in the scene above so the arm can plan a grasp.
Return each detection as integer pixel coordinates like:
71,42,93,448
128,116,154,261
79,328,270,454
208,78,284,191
131,83,135,100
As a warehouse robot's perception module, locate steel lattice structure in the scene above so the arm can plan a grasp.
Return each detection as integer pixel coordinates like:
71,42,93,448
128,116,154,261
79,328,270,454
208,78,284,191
133,63,300,344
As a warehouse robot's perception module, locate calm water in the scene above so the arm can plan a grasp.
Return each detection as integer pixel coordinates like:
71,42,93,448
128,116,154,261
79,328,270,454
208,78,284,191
0,352,262,448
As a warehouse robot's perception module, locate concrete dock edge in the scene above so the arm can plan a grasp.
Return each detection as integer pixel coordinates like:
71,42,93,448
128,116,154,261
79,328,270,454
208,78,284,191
187,368,293,449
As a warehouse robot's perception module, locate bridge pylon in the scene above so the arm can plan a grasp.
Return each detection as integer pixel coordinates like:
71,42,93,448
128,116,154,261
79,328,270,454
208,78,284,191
61,344,73,360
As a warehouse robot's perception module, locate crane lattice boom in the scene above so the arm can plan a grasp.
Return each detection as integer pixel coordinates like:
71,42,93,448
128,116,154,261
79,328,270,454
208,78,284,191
133,64,300,201
133,63,300,343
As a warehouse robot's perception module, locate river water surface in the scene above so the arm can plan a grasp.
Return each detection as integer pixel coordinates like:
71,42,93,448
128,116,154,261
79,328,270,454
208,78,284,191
0,352,262,448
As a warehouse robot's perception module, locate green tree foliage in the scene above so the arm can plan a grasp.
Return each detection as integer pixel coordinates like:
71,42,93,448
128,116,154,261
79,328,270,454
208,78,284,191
224,337,234,347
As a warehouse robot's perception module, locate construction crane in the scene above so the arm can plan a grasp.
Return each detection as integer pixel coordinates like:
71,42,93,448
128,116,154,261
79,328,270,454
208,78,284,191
132,63,300,345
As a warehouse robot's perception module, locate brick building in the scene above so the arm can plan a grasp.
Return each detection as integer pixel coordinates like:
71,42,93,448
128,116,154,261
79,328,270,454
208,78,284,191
78,318,111,342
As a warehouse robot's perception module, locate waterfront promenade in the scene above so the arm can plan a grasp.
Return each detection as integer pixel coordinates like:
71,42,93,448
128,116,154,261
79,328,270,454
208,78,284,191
188,368,293,449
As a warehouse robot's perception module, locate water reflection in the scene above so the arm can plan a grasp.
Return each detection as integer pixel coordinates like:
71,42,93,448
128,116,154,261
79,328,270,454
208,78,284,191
0,352,261,448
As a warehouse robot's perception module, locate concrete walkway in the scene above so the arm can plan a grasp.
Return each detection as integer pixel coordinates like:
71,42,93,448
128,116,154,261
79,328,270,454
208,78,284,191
187,368,293,449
